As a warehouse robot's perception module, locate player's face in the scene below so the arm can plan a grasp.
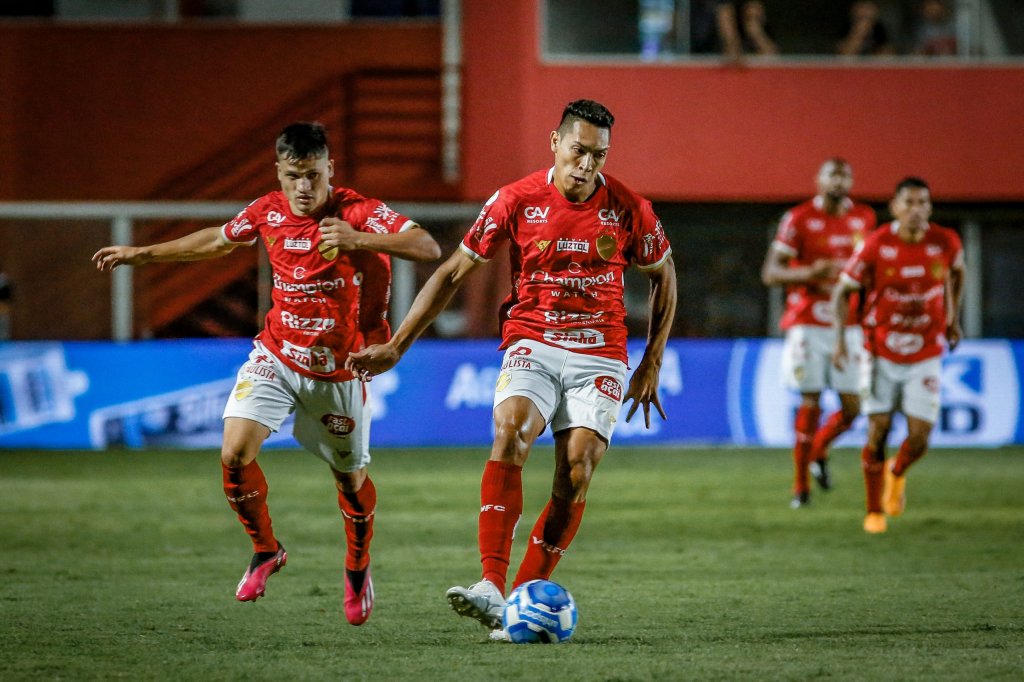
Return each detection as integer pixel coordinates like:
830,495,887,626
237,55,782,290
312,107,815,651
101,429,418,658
276,154,334,216
891,186,932,241
550,120,610,203
816,161,853,201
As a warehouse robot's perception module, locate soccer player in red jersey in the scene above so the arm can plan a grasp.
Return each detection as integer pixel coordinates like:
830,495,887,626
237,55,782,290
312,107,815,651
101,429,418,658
92,122,441,623
761,158,877,508
831,176,964,534
347,99,677,639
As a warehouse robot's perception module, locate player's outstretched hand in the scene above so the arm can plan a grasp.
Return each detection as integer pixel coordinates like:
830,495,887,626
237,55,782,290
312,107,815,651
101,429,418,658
318,217,362,253
946,320,962,351
623,357,667,429
831,343,847,371
92,246,144,272
346,343,401,382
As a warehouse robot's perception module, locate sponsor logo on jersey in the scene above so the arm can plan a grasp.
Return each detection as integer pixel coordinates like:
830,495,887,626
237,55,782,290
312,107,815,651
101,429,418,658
542,328,606,348
284,238,312,251
321,413,356,437
596,233,617,260
642,233,657,258
900,265,926,278
229,218,252,238
318,240,338,261
281,311,336,332
595,375,623,401
598,208,621,226
233,379,253,400
273,273,347,294
523,206,550,223
502,347,533,369
880,245,899,260
374,204,400,226
530,268,615,294
535,240,551,252
242,362,277,381
556,238,589,254
267,211,287,226
884,331,925,355
828,235,853,248
266,236,277,247
294,267,307,280
473,216,499,242
807,218,825,231
281,341,335,374
849,217,866,230
543,310,605,324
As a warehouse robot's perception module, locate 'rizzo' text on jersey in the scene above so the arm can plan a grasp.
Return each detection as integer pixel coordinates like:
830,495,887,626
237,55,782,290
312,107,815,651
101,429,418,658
460,167,672,363
222,188,414,381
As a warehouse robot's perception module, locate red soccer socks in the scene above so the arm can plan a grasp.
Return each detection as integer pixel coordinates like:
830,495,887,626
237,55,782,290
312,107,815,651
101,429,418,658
792,405,821,497
337,476,377,572
512,497,586,589
222,460,277,554
809,409,856,463
478,460,523,595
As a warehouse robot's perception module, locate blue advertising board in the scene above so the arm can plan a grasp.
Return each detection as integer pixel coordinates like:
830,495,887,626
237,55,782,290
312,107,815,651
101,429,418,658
0,338,1020,450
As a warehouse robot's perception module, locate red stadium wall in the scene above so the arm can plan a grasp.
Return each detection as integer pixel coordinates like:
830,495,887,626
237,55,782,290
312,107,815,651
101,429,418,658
460,1,1024,203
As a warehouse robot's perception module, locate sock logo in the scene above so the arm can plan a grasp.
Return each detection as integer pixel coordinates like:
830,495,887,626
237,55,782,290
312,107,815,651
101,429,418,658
530,535,568,555
226,490,260,503
480,504,507,512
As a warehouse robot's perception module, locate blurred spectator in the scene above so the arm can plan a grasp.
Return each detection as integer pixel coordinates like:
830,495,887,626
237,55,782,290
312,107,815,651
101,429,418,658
837,1,896,56
694,1,777,59
910,0,958,56
0,265,12,340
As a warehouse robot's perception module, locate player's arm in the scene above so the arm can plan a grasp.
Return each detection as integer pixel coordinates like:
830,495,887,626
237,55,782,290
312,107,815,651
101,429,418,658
318,218,441,262
830,274,860,369
92,226,241,271
946,257,966,351
346,248,482,379
624,255,677,428
761,244,840,288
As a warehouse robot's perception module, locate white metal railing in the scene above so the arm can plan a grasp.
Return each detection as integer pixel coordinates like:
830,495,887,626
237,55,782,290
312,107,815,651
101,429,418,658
0,201,480,340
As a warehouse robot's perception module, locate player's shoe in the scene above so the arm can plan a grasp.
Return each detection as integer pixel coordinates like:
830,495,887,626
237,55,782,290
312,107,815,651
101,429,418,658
790,491,810,509
235,544,286,601
863,513,887,534
809,459,833,491
445,579,505,629
883,460,907,517
344,567,374,626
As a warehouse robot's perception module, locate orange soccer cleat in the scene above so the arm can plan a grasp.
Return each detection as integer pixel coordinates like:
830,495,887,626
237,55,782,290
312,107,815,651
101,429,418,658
883,460,907,517
863,512,887,534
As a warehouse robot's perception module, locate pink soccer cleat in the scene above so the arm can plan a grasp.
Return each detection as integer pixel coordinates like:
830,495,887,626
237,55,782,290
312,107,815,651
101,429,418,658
235,545,287,602
344,568,374,626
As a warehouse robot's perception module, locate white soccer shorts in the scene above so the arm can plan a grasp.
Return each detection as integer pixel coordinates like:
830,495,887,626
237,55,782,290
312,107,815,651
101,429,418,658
781,324,862,394
493,338,628,442
859,353,942,424
222,341,372,472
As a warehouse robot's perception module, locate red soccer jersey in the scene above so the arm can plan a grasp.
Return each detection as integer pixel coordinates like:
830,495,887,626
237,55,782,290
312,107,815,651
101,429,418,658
460,168,672,363
842,221,963,364
772,197,876,329
222,188,414,381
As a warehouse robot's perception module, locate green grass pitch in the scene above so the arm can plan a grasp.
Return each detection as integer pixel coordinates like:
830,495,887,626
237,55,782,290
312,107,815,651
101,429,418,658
2,446,1022,681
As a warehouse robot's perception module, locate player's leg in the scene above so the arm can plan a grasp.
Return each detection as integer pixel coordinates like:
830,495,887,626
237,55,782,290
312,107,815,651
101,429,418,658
291,376,376,624
447,341,556,631
333,466,375,626
884,357,941,517
512,350,623,588
222,346,295,601
861,412,892,533
782,326,824,507
809,325,865,488
512,426,606,588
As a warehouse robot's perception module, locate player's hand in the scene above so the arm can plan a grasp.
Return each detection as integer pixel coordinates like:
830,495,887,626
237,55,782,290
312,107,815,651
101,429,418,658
346,343,401,382
831,342,848,371
809,258,842,281
92,246,145,271
623,357,667,429
946,321,963,351
318,218,362,253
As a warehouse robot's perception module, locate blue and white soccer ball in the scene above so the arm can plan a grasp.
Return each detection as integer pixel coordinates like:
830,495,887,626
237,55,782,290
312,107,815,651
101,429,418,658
502,579,578,643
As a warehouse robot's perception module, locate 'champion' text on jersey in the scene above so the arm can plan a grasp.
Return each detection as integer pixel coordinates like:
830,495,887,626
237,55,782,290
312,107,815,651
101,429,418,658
459,167,672,363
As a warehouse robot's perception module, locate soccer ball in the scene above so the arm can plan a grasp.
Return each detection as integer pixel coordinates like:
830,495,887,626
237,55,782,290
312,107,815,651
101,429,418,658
502,579,578,643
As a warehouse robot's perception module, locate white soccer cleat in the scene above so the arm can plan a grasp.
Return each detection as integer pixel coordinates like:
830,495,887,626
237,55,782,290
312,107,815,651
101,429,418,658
445,579,506,629
488,627,511,642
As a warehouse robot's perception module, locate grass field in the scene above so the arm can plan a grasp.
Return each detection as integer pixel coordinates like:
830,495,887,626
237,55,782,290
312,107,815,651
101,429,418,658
2,446,1022,681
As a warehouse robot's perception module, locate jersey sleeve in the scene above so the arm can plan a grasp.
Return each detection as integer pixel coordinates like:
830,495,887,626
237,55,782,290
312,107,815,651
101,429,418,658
772,209,801,257
222,199,261,245
946,228,965,269
842,234,875,287
631,200,672,271
344,195,415,235
460,189,514,263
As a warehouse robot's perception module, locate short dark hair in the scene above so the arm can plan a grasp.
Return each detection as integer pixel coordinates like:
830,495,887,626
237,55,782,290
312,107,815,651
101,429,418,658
276,122,329,161
557,99,615,135
895,176,930,195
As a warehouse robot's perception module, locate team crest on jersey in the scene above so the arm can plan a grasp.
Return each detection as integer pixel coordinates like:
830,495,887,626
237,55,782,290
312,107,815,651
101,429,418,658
596,233,617,260
318,240,338,261
535,240,551,252
234,380,253,401
321,414,355,437
931,262,945,279
496,371,512,392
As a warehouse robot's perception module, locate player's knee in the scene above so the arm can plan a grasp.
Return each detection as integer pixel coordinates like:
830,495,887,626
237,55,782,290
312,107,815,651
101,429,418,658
492,421,533,463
